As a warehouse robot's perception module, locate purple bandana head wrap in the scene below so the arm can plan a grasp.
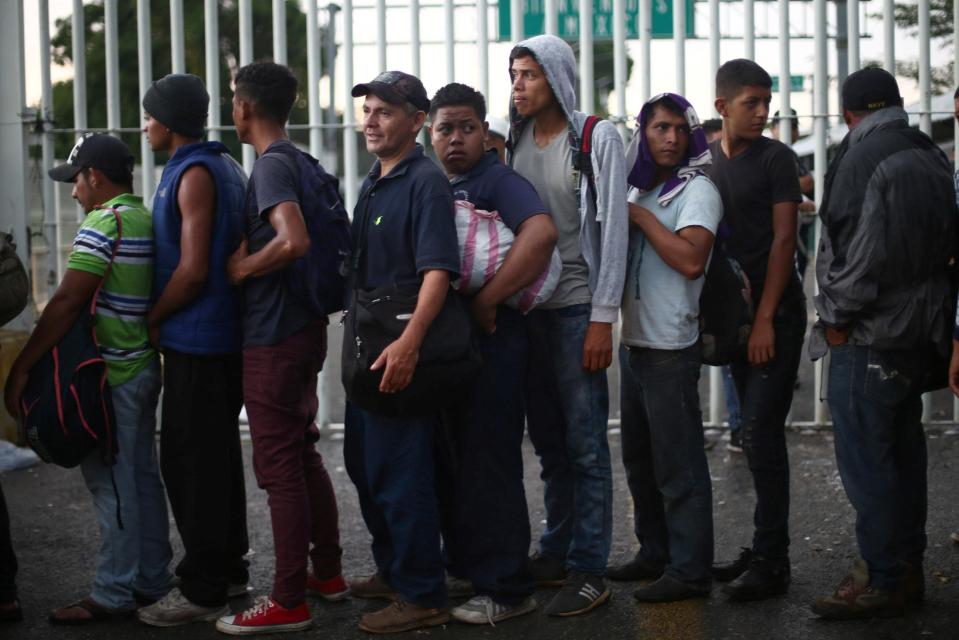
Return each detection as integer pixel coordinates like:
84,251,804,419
626,93,711,206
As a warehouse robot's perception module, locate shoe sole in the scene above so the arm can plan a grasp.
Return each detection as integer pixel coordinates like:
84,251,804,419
215,619,313,635
533,578,567,587
722,583,789,602
451,599,537,625
138,605,230,628
358,611,450,634
306,588,351,603
549,589,611,617
350,591,397,602
726,445,744,453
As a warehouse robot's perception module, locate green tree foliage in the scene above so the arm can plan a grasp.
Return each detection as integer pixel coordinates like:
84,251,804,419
570,41,635,118
49,0,315,160
891,0,954,93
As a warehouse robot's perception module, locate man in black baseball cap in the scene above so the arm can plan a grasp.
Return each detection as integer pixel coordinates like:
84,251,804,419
351,70,431,113
810,66,958,619
841,66,903,117
49,133,134,199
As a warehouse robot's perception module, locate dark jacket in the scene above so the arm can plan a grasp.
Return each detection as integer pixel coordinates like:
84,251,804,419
810,107,959,359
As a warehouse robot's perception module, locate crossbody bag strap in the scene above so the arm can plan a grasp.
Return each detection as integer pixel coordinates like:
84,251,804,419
87,206,124,317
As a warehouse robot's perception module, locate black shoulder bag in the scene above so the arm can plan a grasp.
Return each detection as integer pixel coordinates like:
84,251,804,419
341,188,481,417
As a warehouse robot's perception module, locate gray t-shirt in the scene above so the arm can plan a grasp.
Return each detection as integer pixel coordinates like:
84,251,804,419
621,175,722,349
512,124,591,309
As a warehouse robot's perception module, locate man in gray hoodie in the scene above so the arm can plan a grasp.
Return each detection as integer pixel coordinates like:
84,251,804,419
507,34,628,617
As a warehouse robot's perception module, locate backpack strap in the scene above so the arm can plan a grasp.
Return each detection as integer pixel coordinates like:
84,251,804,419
575,115,602,210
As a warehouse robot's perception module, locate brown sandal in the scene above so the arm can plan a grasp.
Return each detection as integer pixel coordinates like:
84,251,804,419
49,597,134,625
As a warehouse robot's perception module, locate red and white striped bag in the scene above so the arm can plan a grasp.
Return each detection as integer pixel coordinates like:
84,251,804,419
452,200,562,313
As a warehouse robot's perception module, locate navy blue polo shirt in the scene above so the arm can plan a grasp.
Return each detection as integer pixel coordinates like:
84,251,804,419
451,150,547,236
353,144,459,289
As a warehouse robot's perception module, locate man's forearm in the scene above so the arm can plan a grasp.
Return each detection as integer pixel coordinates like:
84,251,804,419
477,217,556,306
148,268,206,326
756,234,796,322
401,269,450,347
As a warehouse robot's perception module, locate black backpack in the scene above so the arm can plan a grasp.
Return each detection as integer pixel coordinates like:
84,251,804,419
20,208,121,469
0,231,29,326
699,243,754,366
262,146,352,316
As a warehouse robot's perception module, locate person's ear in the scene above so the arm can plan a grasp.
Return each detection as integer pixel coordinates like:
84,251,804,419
714,97,727,118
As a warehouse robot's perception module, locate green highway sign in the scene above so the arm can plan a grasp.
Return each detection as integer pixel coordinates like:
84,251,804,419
497,0,695,42
772,74,805,92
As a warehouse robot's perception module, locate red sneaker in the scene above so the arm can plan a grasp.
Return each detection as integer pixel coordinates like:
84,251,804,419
306,574,351,602
215,596,311,635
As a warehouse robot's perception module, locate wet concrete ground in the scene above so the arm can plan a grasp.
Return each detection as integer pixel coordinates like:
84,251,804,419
4,426,959,640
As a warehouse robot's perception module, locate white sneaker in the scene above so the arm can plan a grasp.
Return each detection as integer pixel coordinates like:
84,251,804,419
451,595,537,625
137,587,229,627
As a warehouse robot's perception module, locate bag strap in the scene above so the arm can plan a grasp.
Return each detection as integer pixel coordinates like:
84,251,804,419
576,115,601,210
87,206,123,317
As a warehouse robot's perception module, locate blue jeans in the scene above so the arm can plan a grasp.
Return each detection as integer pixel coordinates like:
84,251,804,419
722,365,742,434
619,344,713,585
437,306,533,605
80,359,173,610
727,292,805,561
344,404,446,608
526,304,612,576
827,344,928,590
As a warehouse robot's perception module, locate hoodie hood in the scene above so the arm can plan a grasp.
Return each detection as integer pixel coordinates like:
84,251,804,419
625,93,712,207
508,35,579,152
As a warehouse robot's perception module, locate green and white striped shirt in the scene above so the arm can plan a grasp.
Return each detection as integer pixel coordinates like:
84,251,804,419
66,193,156,386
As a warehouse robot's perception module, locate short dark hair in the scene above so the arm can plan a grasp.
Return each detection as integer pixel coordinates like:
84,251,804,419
235,62,298,125
509,46,537,63
954,85,959,99
645,95,685,120
701,118,723,134
82,167,133,192
716,59,772,100
429,83,487,121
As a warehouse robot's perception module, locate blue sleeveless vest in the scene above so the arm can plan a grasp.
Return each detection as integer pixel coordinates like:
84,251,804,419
153,141,247,354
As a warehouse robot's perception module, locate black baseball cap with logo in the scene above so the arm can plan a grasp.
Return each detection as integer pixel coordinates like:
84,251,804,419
351,71,431,113
48,133,135,183
842,67,903,112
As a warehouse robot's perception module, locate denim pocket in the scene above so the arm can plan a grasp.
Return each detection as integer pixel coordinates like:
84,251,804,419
862,350,917,407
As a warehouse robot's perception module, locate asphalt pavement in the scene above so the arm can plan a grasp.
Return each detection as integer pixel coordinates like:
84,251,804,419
4,425,959,640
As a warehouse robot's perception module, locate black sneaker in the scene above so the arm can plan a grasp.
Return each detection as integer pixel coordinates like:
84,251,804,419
528,551,567,587
606,552,664,582
721,555,790,601
544,572,610,617
726,431,744,453
633,575,710,603
712,547,752,582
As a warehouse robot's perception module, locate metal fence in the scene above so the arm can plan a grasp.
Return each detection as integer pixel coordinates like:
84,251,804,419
5,0,959,428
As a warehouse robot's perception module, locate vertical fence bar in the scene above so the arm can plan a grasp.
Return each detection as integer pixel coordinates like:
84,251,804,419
954,0,958,422
813,0,828,426
343,0,358,213
744,0,755,60
511,0,524,42
239,0,255,172
918,0,932,422
376,0,387,72
72,0,87,224
39,0,59,285
445,0,455,84
170,0,185,73
579,0,594,113
674,0,686,95
613,0,627,137
639,0,651,104
847,0,860,71
72,0,87,132
477,0,489,101
105,0,121,132
273,0,287,65
205,0,220,142
778,0,791,145
307,0,322,157
883,0,894,73
918,0,931,136
709,367,722,426
709,0,720,114
138,0,156,203
545,0,558,35
411,0,421,78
